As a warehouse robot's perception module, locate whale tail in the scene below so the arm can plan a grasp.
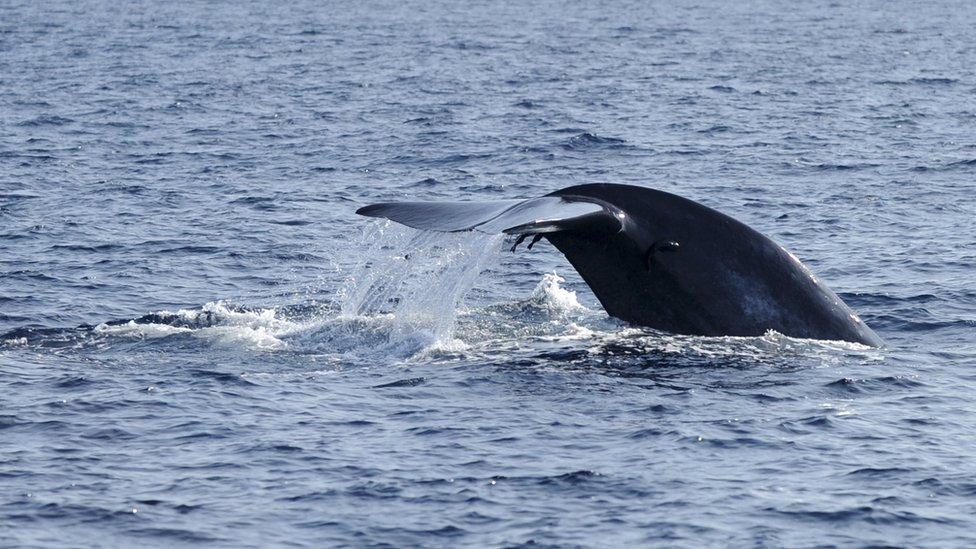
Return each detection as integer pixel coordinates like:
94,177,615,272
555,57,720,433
354,184,883,346
356,195,622,238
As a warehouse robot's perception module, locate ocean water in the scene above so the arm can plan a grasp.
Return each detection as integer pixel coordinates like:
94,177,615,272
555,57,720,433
2,0,975,546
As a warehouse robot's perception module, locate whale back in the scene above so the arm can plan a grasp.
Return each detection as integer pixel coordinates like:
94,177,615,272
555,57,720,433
545,184,881,345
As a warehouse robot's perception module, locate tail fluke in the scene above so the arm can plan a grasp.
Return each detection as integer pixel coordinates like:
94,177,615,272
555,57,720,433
356,195,620,236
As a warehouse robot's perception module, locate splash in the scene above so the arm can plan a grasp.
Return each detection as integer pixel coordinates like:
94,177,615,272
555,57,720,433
336,221,505,352
526,272,586,314
95,301,293,350
0,226,506,358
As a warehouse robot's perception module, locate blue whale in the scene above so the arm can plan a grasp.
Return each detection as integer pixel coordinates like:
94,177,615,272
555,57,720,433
357,184,882,346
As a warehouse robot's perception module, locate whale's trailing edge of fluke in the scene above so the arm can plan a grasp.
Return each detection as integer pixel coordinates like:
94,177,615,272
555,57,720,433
356,184,883,347
355,195,616,236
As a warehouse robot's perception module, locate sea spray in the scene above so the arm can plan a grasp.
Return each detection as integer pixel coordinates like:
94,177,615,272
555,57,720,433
526,272,586,314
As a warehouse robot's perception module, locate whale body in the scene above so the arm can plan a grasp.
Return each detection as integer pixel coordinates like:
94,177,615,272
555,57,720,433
356,183,883,347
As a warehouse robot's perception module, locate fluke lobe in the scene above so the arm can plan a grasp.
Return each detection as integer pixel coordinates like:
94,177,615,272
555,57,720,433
356,183,882,346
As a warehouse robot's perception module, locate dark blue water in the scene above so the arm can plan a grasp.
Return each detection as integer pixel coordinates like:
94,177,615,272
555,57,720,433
2,0,975,546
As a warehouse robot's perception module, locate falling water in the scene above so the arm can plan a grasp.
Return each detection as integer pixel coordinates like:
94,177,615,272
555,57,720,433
338,221,506,348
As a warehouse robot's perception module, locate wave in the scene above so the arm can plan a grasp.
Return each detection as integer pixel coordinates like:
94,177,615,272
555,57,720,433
560,132,629,151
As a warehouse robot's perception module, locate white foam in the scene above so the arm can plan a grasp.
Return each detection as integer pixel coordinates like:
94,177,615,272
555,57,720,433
93,301,296,351
172,301,288,332
526,272,586,313
95,320,192,338
534,322,596,342
567,326,882,363
194,325,285,350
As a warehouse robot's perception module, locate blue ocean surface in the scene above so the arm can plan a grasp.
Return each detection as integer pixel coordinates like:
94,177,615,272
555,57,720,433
2,0,975,546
